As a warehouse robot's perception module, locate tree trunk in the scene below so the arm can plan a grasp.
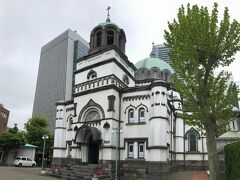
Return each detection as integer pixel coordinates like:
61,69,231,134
205,120,222,180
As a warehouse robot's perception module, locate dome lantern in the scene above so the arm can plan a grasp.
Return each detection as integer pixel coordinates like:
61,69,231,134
88,7,126,55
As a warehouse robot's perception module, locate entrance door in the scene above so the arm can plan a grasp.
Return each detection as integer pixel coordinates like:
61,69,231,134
88,142,99,164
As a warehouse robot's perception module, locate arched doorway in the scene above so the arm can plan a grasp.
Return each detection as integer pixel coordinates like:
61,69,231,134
75,125,102,164
86,133,100,164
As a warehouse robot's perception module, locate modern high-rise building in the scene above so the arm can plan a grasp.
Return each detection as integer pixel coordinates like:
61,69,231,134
153,43,171,66
32,29,89,132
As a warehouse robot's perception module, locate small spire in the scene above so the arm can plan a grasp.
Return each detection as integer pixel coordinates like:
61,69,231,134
106,6,111,22
150,42,156,58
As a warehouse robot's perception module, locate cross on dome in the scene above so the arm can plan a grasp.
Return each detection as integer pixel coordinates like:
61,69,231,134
106,6,111,22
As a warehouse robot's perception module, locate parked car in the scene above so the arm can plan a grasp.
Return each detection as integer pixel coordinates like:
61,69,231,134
14,156,36,167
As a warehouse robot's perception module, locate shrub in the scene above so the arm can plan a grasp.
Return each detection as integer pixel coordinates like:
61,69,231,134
224,141,240,180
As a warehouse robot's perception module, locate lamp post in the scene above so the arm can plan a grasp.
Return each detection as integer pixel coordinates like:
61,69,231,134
41,134,48,170
112,127,122,180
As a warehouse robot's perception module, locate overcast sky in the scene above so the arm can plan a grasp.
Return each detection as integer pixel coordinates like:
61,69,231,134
1,0,240,130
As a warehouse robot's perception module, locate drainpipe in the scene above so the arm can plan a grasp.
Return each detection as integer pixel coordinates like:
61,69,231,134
118,92,122,180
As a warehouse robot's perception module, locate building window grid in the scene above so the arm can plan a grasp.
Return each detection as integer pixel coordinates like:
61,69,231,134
127,142,145,159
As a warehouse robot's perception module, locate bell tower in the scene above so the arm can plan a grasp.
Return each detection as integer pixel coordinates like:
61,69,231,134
88,6,126,54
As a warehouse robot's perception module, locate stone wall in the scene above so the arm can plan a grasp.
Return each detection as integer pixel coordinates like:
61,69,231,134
52,157,82,168
174,160,208,171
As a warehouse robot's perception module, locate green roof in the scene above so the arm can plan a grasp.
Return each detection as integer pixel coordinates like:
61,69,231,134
219,131,240,139
135,57,174,73
24,143,38,148
96,21,118,28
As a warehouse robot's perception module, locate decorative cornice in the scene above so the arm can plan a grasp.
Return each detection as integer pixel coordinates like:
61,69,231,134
74,74,127,94
122,94,150,102
74,84,120,97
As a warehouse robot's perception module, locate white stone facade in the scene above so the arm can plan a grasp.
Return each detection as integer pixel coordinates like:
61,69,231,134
52,19,209,177
53,47,208,170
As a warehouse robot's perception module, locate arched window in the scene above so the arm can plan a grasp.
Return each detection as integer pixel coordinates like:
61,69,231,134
96,31,101,47
123,75,129,85
84,110,100,122
138,108,145,122
107,30,114,45
188,132,198,151
68,117,73,129
87,70,97,80
59,109,63,119
56,110,59,119
128,109,134,123
165,72,168,82
103,122,110,143
103,122,110,129
119,34,123,49
151,68,159,79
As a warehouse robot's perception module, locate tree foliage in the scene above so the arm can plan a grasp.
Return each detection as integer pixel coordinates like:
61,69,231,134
164,3,240,180
165,3,240,129
0,128,26,152
25,115,53,151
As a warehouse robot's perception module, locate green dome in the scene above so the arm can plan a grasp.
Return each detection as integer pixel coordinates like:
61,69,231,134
135,57,174,73
96,21,118,28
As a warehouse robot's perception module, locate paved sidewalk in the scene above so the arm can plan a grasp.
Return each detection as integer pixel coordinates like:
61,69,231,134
0,166,60,180
168,171,209,180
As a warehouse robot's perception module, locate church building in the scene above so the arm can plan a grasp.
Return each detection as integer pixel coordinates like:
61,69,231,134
52,12,209,179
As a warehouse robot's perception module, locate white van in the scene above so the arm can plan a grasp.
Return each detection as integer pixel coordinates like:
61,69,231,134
14,156,36,167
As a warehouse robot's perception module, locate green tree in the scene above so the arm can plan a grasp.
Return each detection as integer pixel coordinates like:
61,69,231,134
8,123,19,134
25,115,53,152
164,3,240,180
0,126,26,162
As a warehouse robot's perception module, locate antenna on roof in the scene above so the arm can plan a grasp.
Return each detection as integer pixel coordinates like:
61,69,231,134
106,6,111,22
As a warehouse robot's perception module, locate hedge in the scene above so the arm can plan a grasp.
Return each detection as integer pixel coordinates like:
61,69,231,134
224,141,240,180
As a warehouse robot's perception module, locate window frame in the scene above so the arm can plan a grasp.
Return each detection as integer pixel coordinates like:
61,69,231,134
107,30,114,45
128,142,134,158
68,117,73,130
138,108,145,123
128,109,134,123
188,132,198,152
138,142,145,158
96,31,102,47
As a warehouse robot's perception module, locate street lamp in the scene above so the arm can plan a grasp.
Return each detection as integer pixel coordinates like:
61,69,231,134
112,127,123,180
41,134,48,170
